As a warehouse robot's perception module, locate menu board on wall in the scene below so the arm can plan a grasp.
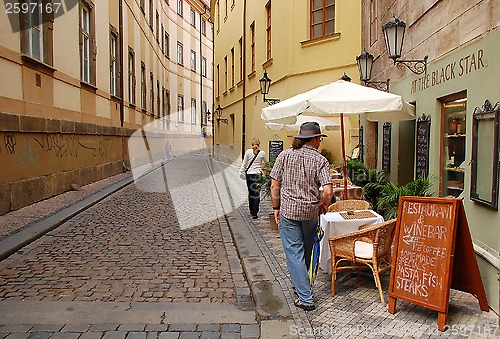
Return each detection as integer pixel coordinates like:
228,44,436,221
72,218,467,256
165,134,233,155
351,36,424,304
269,140,283,161
382,122,391,172
416,114,431,179
388,197,489,331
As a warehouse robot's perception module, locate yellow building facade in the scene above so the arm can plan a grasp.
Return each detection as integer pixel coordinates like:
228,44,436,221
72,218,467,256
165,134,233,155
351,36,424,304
211,0,362,165
0,0,213,214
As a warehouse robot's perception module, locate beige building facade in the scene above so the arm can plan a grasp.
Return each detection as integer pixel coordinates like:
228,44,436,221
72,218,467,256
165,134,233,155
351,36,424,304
211,0,362,165
359,0,499,317
0,0,213,214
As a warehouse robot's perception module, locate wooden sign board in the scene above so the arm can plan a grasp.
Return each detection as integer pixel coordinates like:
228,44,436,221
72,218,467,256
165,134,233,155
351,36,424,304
388,196,488,331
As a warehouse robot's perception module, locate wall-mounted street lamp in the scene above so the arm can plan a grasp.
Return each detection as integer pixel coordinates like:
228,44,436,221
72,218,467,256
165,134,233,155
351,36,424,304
382,16,428,75
215,104,228,124
259,71,280,105
356,50,390,92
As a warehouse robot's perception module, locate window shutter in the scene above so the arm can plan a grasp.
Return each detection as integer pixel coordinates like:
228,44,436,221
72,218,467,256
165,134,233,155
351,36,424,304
43,0,54,65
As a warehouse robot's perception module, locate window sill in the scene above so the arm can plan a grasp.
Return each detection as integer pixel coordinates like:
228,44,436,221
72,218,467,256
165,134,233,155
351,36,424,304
129,102,136,108
236,79,243,87
110,94,121,102
21,54,56,74
229,86,235,92
247,71,256,79
81,81,97,92
300,33,341,47
262,58,273,68
223,91,228,96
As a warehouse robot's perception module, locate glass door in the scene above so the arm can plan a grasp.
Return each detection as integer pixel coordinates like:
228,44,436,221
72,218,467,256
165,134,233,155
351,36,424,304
442,98,467,197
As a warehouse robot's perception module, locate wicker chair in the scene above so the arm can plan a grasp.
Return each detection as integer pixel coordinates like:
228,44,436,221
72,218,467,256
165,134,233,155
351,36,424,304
327,199,370,212
328,219,397,306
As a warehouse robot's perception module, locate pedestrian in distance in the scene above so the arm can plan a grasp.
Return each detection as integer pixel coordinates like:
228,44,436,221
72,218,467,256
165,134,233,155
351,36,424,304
165,141,172,160
269,122,333,311
239,138,268,219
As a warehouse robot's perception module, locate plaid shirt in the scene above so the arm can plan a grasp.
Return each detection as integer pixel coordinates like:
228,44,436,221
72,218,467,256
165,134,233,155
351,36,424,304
270,145,331,221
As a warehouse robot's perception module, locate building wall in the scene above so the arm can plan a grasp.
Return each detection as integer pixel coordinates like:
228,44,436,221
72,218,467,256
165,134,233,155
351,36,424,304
360,0,499,316
211,0,362,165
0,0,213,215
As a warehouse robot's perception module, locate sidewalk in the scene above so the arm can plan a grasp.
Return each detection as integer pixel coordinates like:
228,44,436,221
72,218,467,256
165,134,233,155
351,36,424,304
0,157,498,338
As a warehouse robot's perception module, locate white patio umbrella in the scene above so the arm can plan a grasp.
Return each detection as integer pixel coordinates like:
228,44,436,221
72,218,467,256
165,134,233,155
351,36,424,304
261,80,415,199
265,115,341,131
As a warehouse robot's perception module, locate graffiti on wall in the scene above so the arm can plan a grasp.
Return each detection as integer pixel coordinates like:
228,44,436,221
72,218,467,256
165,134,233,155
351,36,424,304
1,133,111,163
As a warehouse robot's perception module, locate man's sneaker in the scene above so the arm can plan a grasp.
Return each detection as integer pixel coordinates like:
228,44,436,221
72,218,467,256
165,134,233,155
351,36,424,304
294,299,315,311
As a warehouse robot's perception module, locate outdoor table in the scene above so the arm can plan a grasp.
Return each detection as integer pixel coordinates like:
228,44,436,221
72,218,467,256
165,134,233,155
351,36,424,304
319,209,384,274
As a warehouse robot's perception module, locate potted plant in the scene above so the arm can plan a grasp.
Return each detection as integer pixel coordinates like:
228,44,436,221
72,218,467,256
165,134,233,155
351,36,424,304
257,159,278,230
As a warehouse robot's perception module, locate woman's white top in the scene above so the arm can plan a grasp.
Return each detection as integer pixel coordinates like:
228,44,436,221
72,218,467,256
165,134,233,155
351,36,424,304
240,149,268,175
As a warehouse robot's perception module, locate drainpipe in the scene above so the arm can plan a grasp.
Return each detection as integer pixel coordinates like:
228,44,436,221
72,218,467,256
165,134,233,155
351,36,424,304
119,0,124,128
241,0,247,159
200,5,208,136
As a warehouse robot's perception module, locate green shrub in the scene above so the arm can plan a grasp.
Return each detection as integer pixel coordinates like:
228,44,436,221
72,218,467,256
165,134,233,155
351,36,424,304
320,148,334,164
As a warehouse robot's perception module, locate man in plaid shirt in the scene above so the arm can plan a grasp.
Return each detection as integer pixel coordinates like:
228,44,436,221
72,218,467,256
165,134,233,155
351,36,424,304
270,121,333,311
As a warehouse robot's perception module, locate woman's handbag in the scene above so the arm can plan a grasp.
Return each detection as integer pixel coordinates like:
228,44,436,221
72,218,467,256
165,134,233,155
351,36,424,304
240,151,260,180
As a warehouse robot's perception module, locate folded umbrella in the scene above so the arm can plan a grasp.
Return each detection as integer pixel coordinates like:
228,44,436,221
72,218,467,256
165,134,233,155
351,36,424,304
308,225,324,285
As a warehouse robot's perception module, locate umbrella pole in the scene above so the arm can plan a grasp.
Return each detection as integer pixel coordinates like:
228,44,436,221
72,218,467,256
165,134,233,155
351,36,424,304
340,113,348,200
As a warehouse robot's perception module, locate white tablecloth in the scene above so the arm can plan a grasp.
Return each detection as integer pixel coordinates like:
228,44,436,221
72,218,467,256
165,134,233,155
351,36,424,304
319,210,384,274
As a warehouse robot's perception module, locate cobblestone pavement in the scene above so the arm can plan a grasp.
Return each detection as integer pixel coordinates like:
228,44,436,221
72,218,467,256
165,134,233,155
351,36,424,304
217,160,500,338
0,156,258,338
0,156,498,339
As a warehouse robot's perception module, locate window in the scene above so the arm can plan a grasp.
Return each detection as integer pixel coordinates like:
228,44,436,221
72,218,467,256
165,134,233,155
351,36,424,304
250,22,255,73
191,98,197,124
156,11,159,41
140,0,145,13
238,38,242,81
80,1,95,84
157,81,161,117
190,50,196,71
201,19,206,36
441,98,467,198
141,62,146,110
150,73,154,115
128,48,136,105
163,88,171,129
224,0,227,19
165,32,170,58
161,25,164,52
21,0,54,65
202,101,207,125
310,0,335,39
369,0,377,46
190,8,196,26
265,2,271,60
201,57,207,77
470,100,500,209
216,1,220,31
224,55,227,92
216,64,220,97
149,0,154,29
177,42,183,65
177,0,183,16
178,95,184,122
109,27,120,97
230,48,234,88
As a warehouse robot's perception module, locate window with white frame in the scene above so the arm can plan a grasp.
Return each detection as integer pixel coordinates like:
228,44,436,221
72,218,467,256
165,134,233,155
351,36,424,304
202,101,207,125
265,2,271,60
22,0,54,65
157,81,161,117
165,32,170,58
141,62,146,110
150,73,154,115
110,28,120,97
80,3,92,83
190,50,196,71
128,48,136,105
201,19,206,36
201,57,207,77
177,42,183,65
178,95,184,122
190,8,196,26
191,98,197,124
177,0,182,16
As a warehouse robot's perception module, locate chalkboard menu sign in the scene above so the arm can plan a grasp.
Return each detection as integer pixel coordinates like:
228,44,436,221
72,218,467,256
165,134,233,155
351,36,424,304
388,197,488,331
382,122,391,172
416,114,431,179
269,140,283,161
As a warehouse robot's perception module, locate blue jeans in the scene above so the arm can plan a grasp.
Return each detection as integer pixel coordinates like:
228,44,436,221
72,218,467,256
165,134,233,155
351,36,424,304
279,215,317,306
